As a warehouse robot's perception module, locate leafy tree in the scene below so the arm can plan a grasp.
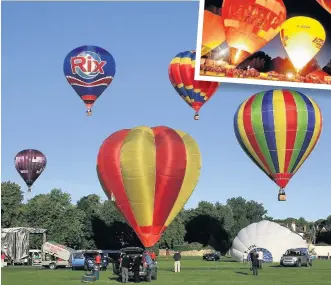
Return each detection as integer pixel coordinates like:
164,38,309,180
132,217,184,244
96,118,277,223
322,60,331,75
77,194,103,249
23,189,85,248
1,182,24,227
226,197,267,238
159,216,186,249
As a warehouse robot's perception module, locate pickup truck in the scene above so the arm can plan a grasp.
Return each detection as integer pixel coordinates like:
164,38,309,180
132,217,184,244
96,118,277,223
112,247,157,282
41,241,75,269
280,248,312,267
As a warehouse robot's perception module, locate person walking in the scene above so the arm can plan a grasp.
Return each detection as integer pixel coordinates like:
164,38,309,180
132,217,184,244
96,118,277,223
121,253,130,283
133,255,142,283
173,251,181,273
251,252,259,276
258,250,263,269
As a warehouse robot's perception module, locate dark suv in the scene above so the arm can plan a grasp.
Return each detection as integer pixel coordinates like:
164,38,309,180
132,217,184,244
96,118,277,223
112,247,157,282
203,252,220,261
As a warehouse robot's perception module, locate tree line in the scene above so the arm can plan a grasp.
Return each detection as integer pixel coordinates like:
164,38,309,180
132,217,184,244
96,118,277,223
1,182,330,254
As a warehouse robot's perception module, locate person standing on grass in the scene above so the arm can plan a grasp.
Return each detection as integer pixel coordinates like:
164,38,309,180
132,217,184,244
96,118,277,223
173,251,181,273
133,255,142,283
121,253,130,283
251,252,259,276
95,253,101,267
258,250,263,269
243,251,248,264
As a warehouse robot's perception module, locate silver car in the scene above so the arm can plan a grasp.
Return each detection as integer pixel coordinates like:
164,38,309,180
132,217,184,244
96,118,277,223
280,249,312,267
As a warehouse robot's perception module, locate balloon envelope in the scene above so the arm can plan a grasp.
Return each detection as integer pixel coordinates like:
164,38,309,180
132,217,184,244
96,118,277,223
280,17,326,71
201,9,226,56
222,0,287,65
230,220,308,263
97,126,201,247
63,45,116,113
14,149,47,191
234,89,322,189
168,50,220,117
317,0,331,14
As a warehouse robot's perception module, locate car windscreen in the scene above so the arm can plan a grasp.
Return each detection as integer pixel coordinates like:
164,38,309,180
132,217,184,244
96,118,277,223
122,250,143,255
73,253,84,259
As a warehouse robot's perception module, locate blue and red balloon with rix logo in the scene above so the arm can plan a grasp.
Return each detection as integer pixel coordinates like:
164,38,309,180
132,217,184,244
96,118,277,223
63,45,116,116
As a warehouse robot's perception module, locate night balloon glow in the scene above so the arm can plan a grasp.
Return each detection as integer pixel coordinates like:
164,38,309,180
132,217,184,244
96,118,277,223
197,0,331,89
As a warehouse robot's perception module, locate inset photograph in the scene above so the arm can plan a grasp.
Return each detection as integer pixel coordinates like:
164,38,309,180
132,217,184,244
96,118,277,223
196,0,331,89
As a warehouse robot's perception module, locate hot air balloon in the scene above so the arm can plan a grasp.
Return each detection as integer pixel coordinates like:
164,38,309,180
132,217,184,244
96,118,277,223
14,149,47,192
63,45,116,116
201,7,226,56
280,17,326,73
97,126,201,247
169,50,220,120
234,89,322,201
317,0,331,14
222,0,287,66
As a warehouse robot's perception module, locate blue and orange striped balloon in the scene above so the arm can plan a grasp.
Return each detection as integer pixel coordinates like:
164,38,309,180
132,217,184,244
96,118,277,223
234,89,322,190
168,50,220,120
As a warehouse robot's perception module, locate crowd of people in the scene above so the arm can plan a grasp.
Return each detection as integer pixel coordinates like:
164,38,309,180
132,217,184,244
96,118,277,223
200,59,331,84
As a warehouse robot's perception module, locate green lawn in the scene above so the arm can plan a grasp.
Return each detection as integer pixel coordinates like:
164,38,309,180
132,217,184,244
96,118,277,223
2,258,331,285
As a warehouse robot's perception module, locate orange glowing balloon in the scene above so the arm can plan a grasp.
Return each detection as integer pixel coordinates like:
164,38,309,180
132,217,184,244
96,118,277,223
317,0,331,14
201,9,226,56
222,0,287,66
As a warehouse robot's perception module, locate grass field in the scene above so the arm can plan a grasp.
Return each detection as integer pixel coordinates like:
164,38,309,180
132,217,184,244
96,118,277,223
2,258,331,285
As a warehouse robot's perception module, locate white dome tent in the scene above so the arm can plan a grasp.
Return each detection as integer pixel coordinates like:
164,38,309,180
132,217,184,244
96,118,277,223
230,220,308,263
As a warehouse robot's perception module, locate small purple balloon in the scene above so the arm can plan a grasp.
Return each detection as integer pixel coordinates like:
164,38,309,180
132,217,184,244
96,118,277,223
14,149,47,192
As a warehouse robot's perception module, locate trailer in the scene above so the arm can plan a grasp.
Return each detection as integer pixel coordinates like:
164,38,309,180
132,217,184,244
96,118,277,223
41,241,76,269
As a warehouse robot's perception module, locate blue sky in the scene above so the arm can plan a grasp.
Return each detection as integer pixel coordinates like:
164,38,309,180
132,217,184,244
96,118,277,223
2,2,331,221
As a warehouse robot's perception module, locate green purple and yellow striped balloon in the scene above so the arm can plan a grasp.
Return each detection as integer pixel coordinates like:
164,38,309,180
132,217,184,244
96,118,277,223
234,89,322,190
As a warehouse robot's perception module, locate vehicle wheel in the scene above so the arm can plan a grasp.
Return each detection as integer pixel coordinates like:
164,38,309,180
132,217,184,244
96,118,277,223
145,273,152,282
49,263,56,270
152,269,157,280
296,260,301,267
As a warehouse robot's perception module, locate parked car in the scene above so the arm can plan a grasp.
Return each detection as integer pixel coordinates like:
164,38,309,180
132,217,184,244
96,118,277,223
72,251,108,271
102,250,121,263
112,247,157,282
203,252,220,261
280,249,312,267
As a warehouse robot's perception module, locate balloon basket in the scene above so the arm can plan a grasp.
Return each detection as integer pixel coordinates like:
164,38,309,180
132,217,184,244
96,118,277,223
194,114,199,120
278,193,286,201
86,111,92,116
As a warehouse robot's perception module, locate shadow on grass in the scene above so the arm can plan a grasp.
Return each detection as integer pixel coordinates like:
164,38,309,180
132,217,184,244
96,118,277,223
162,267,240,272
234,271,249,275
108,276,120,282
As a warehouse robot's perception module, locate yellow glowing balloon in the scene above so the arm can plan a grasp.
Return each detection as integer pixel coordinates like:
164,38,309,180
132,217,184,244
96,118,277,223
280,16,326,71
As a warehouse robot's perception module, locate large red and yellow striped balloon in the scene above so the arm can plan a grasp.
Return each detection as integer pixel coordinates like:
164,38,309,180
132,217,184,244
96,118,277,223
97,126,201,247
